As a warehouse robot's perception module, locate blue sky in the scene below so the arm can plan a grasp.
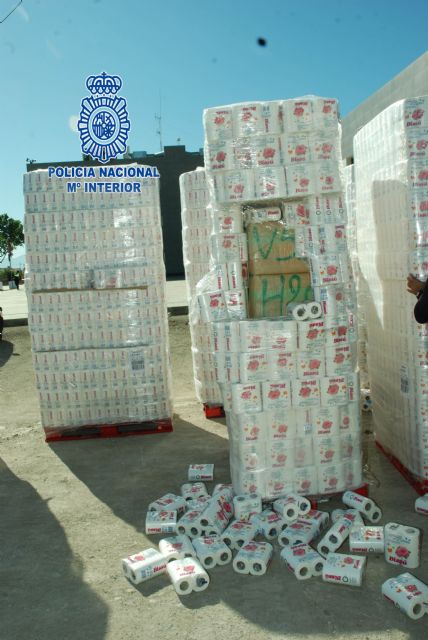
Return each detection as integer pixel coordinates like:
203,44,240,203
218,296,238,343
1,0,428,262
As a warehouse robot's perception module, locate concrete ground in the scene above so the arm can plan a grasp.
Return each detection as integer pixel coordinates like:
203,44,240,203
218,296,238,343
0,320,427,640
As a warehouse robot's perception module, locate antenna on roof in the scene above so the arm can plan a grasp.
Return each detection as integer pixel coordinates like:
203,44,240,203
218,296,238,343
155,92,163,152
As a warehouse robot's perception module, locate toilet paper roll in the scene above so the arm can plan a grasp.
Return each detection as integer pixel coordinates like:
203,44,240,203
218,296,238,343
314,436,341,466
267,409,296,440
252,509,286,540
267,319,298,351
198,291,228,322
382,572,428,620
239,320,267,351
294,465,319,495
342,491,382,523
331,508,364,526
307,302,323,319
176,510,205,538
203,107,234,141
278,520,319,547
298,509,330,535
198,498,229,533
297,319,325,351
281,543,325,580
122,548,167,584
272,496,299,523
244,205,282,223
231,382,263,413
322,552,366,587
158,535,197,562
181,482,209,502
145,510,177,535
167,558,210,595
268,439,295,469
232,102,264,136
292,303,310,321
415,494,428,515
262,380,292,409
185,496,211,512
239,351,269,383
232,412,267,444
192,536,233,568
292,378,321,408
312,406,340,437
233,493,263,521
320,376,348,407
222,169,255,203
384,522,421,569
233,541,273,576
148,493,187,516
221,520,258,550
318,463,345,495
317,519,349,557
268,349,297,381
349,526,385,553
212,484,234,519
265,468,294,499
188,464,214,482
254,166,287,200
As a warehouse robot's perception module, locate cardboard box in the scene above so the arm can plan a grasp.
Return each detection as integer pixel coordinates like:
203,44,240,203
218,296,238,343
247,221,310,275
248,272,313,318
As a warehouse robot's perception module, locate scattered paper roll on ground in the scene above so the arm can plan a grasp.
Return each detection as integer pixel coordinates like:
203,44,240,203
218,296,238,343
122,548,167,585
382,572,428,620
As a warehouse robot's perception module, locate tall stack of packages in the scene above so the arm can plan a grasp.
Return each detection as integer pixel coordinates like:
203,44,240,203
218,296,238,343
23,167,172,440
179,168,222,405
201,97,362,498
344,165,370,389
354,97,428,488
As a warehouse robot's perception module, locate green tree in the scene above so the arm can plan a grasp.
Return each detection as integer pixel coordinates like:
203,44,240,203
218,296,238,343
0,214,24,267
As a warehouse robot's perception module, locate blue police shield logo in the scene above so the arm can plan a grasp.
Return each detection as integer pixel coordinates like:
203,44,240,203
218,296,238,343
78,72,130,163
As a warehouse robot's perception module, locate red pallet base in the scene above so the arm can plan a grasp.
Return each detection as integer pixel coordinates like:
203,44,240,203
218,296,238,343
45,418,173,442
203,403,225,419
307,483,369,509
376,440,428,495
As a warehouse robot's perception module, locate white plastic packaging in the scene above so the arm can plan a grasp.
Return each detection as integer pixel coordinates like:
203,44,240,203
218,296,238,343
166,557,210,595
233,541,273,576
145,510,177,534
349,526,385,553
192,536,233,568
181,482,209,502
221,520,257,550
342,491,382,523
281,543,325,580
233,493,262,521
122,548,167,584
382,572,428,620
384,522,421,569
415,494,428,515
322,552,366,587
188,464,214,482
158,535,197,562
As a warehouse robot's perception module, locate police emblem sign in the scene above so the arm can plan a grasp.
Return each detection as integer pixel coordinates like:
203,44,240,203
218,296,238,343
78,72,130,163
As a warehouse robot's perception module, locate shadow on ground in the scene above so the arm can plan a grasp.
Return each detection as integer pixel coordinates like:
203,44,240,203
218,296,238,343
50,414,427,639
0,458,108,640
0,340,14,368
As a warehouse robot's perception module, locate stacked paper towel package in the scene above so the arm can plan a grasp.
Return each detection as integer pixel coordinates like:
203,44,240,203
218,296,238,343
123,471,428,619
23,166,172,435
179,168,222,405
353,96,428,483
344,164,370,390
187,95,362,499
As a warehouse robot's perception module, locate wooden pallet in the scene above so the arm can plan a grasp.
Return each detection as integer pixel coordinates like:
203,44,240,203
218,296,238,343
376,440,428,495
45,418,173,442
203,403,225,419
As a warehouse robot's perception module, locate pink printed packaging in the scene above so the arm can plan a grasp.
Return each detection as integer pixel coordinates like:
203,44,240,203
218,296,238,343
292,378,321,408
262,380,292,409
320,376,348,406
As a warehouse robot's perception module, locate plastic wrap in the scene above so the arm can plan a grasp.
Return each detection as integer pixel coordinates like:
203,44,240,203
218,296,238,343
23,165,172,434
197,95,362,499
354,96,428,481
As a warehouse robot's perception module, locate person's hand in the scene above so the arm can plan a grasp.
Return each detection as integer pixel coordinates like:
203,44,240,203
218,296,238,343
407,273,425,296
